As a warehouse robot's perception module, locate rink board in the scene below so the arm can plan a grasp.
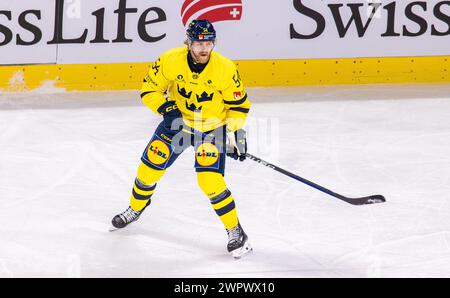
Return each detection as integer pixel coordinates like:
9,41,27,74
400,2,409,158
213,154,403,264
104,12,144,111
1,56,449,91
1,0,450,91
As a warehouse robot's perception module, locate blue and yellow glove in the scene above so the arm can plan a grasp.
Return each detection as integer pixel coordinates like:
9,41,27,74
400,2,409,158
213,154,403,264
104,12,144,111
157,101,182,132
226,129,247,161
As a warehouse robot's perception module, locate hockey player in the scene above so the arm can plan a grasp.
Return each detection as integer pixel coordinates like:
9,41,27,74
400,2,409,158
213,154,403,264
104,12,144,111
111,20,252,259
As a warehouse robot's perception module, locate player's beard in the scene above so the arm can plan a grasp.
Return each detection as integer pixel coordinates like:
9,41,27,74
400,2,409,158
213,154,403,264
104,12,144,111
191,50,211,64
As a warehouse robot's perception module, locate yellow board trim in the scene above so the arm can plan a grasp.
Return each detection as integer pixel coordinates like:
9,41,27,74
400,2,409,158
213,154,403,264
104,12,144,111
1,56,449,91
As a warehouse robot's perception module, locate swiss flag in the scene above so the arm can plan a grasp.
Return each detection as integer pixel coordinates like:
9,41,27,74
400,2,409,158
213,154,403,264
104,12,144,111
181,0,243,26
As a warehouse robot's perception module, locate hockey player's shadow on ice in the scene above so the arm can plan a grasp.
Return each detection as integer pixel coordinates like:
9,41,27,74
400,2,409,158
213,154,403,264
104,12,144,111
111,225,228,258
107,226,348,276
111,226,311,266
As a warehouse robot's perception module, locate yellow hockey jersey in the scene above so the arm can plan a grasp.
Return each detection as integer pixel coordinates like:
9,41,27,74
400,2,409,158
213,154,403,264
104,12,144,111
140,47,251,132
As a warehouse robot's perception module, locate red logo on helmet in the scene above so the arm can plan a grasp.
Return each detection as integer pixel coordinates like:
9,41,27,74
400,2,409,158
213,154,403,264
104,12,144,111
181,0,243,26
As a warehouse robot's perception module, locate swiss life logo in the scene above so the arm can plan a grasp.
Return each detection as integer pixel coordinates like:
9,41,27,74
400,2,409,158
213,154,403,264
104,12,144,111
181,0,243,26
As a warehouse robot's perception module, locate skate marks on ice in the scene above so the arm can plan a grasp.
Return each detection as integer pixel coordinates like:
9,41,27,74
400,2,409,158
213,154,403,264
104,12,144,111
1,86,450,276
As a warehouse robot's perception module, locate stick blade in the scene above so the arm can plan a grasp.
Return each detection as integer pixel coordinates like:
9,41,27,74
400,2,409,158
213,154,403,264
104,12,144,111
345,195,386,206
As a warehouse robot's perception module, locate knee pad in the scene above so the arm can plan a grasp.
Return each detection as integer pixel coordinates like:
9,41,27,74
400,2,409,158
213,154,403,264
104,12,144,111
197,171,227,198
137,162,165,185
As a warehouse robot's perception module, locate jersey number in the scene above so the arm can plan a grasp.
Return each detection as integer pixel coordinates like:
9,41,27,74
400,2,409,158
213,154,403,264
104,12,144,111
233,70,242,88
152,59,161,76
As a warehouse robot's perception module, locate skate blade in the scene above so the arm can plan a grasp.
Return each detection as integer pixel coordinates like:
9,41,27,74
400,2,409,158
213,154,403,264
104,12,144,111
232,242,253,259
109,226,120,232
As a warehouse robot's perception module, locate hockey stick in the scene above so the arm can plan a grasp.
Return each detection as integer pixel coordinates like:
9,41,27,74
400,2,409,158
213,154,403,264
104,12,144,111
244,153,385,205
187,128,386,206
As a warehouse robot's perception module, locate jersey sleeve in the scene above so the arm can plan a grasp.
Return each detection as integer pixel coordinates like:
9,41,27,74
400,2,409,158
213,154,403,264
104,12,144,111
222,65,251,132
140,54,171,115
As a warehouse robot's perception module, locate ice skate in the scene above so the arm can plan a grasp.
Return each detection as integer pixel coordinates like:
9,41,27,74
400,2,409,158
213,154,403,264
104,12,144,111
110,206,142,231
227,223,252,259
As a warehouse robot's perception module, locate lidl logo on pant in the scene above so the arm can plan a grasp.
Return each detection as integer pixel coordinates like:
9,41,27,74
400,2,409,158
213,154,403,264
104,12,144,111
196,143,219,167
150,145,167,158
147,140,170,165
197,151,217,158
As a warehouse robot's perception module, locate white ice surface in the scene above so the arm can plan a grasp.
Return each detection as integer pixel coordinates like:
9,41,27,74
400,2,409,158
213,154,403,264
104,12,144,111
1,84,450,277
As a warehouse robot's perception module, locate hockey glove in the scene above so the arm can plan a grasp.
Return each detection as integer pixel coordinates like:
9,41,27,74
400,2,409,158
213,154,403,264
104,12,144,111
158,101,182,132
226,129,247,161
